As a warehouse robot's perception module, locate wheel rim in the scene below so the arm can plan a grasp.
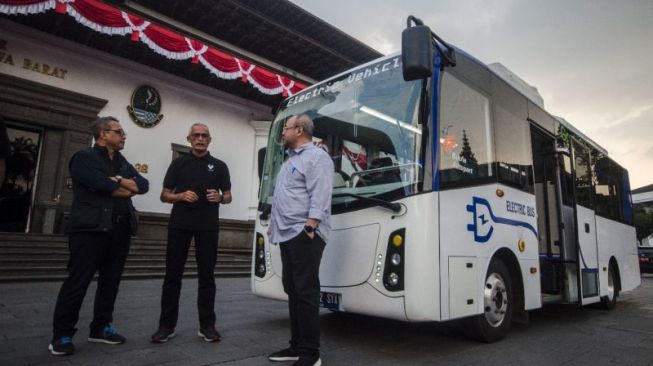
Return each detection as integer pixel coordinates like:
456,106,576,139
607,267,615,301
483,272,508,327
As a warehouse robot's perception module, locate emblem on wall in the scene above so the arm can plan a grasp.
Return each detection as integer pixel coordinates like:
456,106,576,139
127,85,164,128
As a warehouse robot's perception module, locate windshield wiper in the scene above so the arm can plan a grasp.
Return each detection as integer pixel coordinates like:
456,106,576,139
333,193,401,213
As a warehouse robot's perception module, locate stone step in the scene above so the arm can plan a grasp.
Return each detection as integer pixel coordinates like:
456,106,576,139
0,242,252,254
0,265,252,279
0,258,251,266
0,246,251,256
0,271,250,282
0,263,251,272
0,234,253,282
0,250,251,263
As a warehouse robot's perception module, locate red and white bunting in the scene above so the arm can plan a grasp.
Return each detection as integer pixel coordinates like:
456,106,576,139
0,0,308,97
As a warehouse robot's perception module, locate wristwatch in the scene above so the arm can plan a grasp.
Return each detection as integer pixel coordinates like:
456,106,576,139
219,192,224,203
304,225,316,234
116,175,123,184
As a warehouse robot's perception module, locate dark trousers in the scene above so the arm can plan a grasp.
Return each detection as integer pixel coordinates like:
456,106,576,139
52,217,131,339
159,228,219,329
280,232,326,357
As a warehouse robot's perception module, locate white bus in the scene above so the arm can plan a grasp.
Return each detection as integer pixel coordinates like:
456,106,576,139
251,16,641,342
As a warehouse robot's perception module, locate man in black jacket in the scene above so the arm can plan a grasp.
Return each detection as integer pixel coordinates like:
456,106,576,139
49,116,149,356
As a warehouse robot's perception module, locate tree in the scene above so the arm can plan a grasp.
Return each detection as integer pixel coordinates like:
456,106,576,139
459,129,478,167
634,208,653,242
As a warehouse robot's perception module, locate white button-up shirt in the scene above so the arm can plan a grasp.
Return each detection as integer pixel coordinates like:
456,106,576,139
269,142,334,243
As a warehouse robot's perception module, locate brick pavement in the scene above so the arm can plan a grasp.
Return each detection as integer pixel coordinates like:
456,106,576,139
0,277,292,366
1,275,652,366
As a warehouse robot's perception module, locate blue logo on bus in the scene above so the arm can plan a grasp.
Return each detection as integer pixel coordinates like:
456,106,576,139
466,196,538,243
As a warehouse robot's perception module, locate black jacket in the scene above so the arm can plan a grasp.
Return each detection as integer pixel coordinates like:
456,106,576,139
68,145,149,234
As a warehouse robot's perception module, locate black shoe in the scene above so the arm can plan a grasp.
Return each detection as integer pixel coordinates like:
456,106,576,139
88,325,126,344
197,327,221,342
293,355,321,366
268,347,300,362
151,327,176,343
48,336,75,356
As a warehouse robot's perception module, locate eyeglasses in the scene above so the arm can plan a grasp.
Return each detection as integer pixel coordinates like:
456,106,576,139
283,125,300,130
104,129,127,137
190,133,210,139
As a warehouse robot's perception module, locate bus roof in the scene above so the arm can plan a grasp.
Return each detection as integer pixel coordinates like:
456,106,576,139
284,47,609,156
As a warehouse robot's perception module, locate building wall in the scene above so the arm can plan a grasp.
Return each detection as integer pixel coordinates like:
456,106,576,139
0,19,273,222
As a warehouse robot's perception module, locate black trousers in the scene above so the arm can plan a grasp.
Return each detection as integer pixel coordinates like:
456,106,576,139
52,217,131,339
280,231,326,357
159,228,219,329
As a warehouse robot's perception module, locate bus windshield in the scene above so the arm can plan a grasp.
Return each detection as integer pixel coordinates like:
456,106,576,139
259,55,426,214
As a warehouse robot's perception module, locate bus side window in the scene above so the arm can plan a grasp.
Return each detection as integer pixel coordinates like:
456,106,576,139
572,141,592,209
439,72,494,189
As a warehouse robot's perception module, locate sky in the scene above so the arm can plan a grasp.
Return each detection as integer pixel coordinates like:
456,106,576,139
290,0,653,189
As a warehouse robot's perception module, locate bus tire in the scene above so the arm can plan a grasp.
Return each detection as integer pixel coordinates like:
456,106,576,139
600,262,619,310
465,259,513,343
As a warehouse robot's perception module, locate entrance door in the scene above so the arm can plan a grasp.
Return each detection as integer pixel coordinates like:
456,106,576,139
571,140,600,304
0,124,43,232
531,127,564,296
531,126,580,303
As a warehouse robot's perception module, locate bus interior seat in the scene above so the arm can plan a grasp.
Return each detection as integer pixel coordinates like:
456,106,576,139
356,157,401,186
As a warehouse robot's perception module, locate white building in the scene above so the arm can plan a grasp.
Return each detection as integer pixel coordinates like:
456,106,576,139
0,0,381,248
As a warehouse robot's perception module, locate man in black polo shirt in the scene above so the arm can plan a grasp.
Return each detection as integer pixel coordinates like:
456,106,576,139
151,123,232,343
49,116,149,356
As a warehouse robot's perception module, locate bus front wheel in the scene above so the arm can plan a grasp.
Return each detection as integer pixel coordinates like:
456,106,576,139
465,259,513,343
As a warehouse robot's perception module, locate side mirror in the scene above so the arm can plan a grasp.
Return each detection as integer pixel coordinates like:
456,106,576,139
402,25,433,81
257,147,266,180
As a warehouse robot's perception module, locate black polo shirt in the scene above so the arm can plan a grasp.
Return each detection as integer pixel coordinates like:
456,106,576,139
163,152,231,231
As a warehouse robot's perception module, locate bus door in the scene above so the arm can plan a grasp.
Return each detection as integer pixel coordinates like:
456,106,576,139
571,141,600,304
531,127,568,302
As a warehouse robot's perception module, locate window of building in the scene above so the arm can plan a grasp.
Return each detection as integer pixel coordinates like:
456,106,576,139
171,143,190,160
439,72,494,188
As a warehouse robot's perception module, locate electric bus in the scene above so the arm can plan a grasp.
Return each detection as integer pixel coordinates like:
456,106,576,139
251,16,641,342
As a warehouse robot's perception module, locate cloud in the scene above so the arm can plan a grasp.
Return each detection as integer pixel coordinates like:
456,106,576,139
289,0,653,187
589,106,653,187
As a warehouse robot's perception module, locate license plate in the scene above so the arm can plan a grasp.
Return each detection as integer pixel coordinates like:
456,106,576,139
319,292,341,310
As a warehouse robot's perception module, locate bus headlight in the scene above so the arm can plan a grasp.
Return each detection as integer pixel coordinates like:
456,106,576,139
254,233,266,278
388,272,400,286
383,229,405,291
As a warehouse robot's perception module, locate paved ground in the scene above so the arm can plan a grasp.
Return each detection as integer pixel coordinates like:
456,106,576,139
1,275,652,366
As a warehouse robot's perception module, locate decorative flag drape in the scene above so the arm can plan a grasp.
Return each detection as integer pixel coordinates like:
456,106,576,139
0,0,308,97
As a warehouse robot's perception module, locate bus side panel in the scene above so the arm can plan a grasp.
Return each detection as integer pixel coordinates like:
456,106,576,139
439,184,541,320
404,192,440,321
595,216,641,293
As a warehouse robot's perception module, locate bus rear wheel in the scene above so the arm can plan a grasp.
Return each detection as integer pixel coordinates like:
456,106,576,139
600,262,619,310
465,259,513,343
